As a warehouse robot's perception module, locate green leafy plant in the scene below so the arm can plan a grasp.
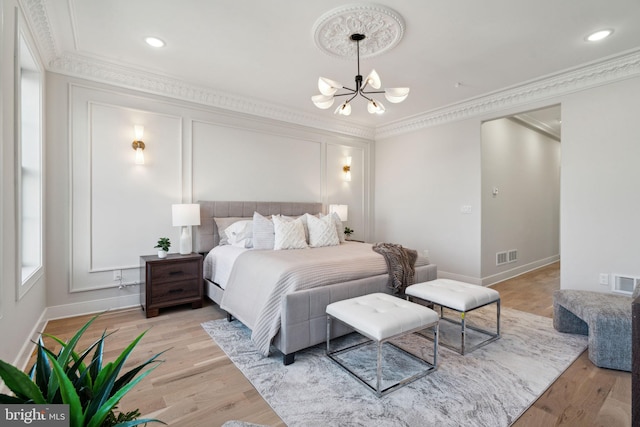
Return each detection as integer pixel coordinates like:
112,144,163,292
344,227,354,238
0,314,167,427
154,237,171,252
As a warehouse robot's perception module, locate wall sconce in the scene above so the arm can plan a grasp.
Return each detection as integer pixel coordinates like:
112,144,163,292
172,204,201,254
343,156,352,181
132,125,145,165
329,204,348,222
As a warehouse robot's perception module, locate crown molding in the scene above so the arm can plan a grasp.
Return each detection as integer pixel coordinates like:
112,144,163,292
19,0,58,63
48,52,375,140
22,0,640,142
376,49,640,139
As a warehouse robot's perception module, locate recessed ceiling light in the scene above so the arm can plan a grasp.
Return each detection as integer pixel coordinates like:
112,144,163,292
145,37,165,48
585,29,613,42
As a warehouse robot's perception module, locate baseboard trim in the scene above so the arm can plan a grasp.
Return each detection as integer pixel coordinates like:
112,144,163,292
482,255,560,287
12,310,48,371
44,293,141,322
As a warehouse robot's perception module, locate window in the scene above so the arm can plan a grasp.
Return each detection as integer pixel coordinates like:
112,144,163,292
16,31,43,296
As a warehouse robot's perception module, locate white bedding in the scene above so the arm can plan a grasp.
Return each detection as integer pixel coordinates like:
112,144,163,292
219,242,429,356
204,245,248,289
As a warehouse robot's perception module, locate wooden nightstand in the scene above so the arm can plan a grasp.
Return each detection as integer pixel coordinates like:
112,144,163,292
140,253,203,318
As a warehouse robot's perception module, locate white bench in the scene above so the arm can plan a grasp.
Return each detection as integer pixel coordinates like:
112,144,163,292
326,293,439,397
406,279,501,354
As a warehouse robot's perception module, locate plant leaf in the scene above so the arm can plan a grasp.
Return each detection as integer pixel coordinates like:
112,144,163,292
114,417,167,426
0,359,46,403
113,349,168,394
46,353,84,427
0,393,28,404
86,365,160,427
85,331,148,422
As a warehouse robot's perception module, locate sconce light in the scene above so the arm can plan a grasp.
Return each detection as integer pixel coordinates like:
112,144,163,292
132,125,145,165
343,156,352,181
329,204,348,222
172,204,201,255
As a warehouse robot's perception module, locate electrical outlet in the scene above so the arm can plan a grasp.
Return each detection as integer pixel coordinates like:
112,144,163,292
113,269,122,281
599,273,609,286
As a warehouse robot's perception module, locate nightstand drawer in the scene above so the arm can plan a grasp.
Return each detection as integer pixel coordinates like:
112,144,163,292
150,261,199,284
151,279,200,304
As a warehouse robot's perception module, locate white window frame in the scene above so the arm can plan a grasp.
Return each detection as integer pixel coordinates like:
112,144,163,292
15,19,44,300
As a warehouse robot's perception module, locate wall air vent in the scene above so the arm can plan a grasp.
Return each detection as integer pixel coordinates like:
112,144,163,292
508,249,518,263
496,251,508,266
611,274,640,295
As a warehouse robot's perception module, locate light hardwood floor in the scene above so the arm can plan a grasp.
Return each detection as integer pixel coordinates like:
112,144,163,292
32,262,631,426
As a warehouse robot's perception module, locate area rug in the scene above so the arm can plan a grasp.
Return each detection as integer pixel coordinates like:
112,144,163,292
202,307,587,427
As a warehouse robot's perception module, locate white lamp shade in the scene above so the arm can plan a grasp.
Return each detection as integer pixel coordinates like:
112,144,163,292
311,94,335,109
334,102,352,116
384,87,410,103
172,204,201,226
318,77,342,96
134,147,145,165
134,125,144,140
329,204,348,222
367,99,385,114
364,69,381,89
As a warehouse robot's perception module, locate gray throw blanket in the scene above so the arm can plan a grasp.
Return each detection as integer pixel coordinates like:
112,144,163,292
372,242,418,295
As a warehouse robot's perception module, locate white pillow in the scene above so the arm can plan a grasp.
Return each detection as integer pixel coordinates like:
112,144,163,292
331,212,346,243
281,213,320,243
252,212,275,250
306,213,339,247
214,217,250,245
273,215,308,250
225,220,253,248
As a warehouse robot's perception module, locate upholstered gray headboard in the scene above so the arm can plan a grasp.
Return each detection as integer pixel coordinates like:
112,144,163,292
194,201,323,253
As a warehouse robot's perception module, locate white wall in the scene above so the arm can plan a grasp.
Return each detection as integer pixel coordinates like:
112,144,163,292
0,0,48,365
374,119,482,282
44,72,373,321
374,75,640,289
481,117,561,283
561,77,640,292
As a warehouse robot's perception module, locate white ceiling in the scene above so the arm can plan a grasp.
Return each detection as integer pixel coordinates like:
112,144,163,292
38,0,640,129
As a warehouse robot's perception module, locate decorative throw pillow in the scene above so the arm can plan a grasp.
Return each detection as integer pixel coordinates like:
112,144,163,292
273,215,308,250
225,220,253,248
281,213,320,244
306,213,339,247
214,217,251,245
331,212,346,243
252,212,275,250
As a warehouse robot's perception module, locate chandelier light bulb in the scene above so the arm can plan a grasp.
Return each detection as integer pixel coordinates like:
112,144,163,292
334,102,352,116
364,69,381,89
367,99,385,114
384,87,410,103
312,94,335,109
318,77,342,96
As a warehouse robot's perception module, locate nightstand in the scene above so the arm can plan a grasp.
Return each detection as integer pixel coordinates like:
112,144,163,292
140,253,203,318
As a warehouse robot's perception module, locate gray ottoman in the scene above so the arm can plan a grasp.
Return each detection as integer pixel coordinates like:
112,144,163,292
553,289,632,371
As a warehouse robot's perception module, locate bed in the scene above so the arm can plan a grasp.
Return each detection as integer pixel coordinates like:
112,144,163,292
194,201,438,365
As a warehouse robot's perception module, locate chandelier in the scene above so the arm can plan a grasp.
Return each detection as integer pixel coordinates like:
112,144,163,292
311,33,409,116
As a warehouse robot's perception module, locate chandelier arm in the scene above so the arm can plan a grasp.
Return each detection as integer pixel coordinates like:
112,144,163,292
361,90,386,95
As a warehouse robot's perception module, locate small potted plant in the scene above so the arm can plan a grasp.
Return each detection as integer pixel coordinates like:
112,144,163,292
155,237,170,258
344,227,354,240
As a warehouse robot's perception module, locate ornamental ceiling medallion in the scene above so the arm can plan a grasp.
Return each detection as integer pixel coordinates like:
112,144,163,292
312,3,406,59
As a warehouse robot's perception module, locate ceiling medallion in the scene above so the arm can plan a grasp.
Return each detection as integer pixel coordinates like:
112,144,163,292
312,3,406,59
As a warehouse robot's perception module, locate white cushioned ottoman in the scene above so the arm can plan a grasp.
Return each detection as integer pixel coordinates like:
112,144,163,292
406,279,501,354
326,293,439,397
